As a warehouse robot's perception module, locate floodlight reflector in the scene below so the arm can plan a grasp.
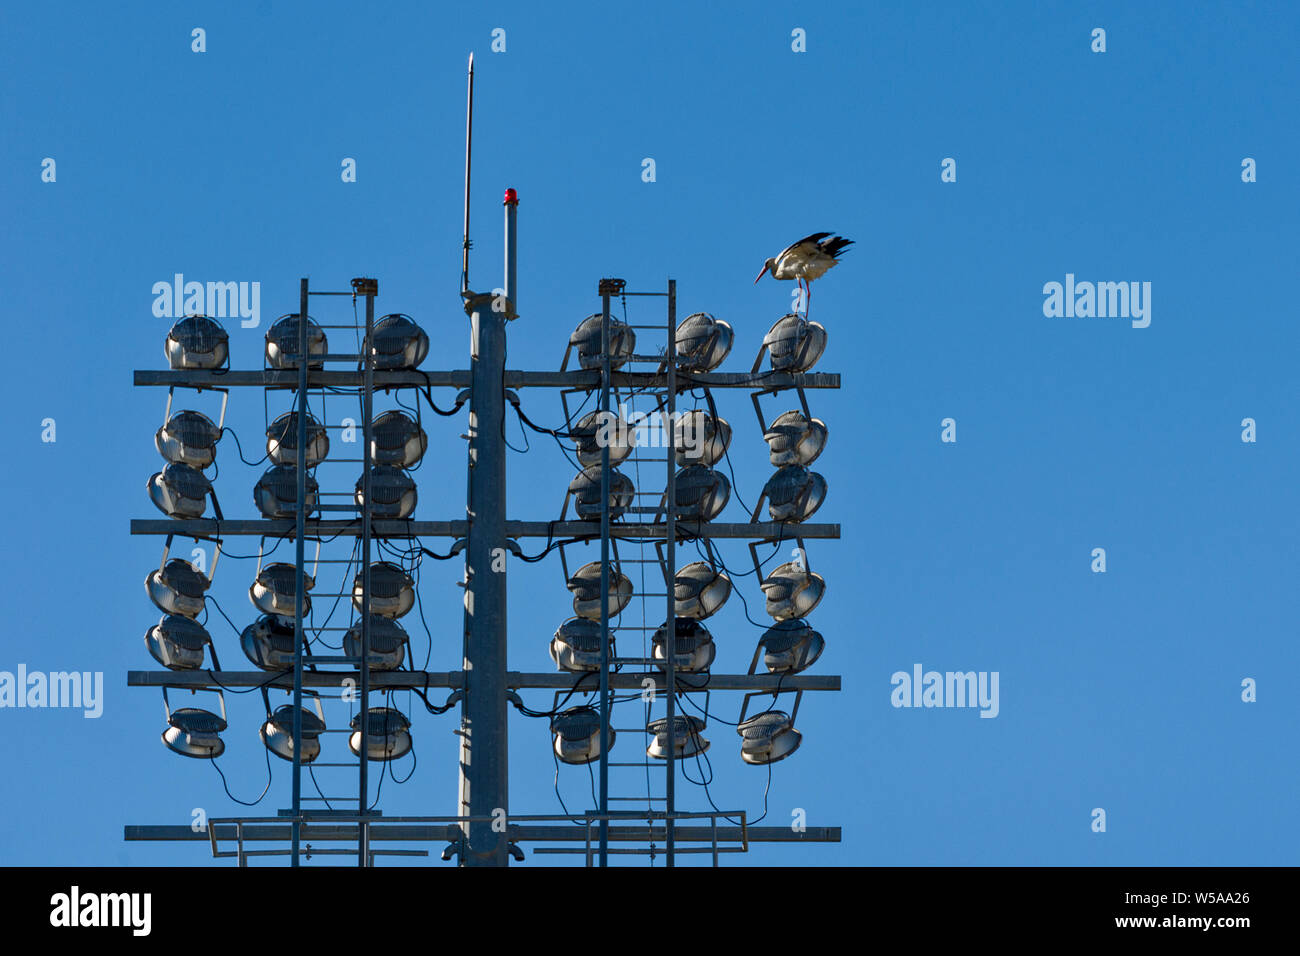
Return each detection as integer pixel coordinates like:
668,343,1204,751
165,315,228,370
569,314,635,370
674,464,730,521
761,314,827,372
651,618,716,673
266,411,329,467
155,410,221,468
673,561,732,620
674,410,731,467
371,313,430,370
265,314,327,369
572,410,636,468
371,411,428,467
551,706,613,764
761,464,827,523
568,466,634,520
355,466,418,519
162,701,227,759
763,411,828,466
760,561,825,621
147,463,211,518
737,710,801,764
675,312,734,371
549,617,615,673
146,559,211,618
567,561,633,620
757,620,825,674
349,707,412,761
145,615,213,670
343,615,410,671
250,562,314,619
354,562,415,619
261,703,326,763
254,464,319,519
647,715,709,759
240,615,299,670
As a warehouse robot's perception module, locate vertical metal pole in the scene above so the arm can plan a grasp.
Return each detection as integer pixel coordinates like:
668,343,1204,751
461,53,475,295
665,278,677,866
598,286,612,867
460,281,509,866
358,289,375,866
291,278,308,867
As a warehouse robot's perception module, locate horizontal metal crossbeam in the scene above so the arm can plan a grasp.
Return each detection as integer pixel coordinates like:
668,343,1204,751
126,670,842,691
129,519,840,540
124,824,840,843
133,369,840,390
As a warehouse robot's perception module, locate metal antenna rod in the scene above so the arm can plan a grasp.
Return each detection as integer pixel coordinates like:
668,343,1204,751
461,53,475,294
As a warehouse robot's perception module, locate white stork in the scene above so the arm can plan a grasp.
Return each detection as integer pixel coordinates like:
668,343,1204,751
754,232,854,318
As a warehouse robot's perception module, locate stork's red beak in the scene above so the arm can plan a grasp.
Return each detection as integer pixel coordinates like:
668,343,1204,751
753,264,769,284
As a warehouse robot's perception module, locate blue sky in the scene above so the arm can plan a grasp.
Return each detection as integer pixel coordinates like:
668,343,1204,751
1,0,1296,866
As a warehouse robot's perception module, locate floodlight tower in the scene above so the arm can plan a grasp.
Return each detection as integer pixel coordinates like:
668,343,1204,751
125,55,845,867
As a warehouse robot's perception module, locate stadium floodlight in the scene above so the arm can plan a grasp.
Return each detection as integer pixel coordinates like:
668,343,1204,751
349,707,413,761
265,314,328,369
144,615,215,670
147,462,212,519
572,410,636,468
371,410,428,468
260,693,327,764
675,312,734,371
240,615,299,671
146,541,217,618
266,411,330,467
756,314,827,373
254,463,320,519
647,715,710,759
549,617,614,673
371,313,430,370
165,315,229,370
756,620,825,675
250,561,315,619
755,464,827,523
567,561,633,620
568,313,635,370
763,410,828,467
673,464,730,521
551,706,614,764
355,466,418,519
343,615,410,671
673,561,732,620
652,618,716,673
354,562,415,619
760,561,825,621
737,710,802,765
161,686,227,759
155,410,222,468
567,466,634,521
673,410,731,467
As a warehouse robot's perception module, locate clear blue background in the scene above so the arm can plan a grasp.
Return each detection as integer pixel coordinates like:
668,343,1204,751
0,0,1295,866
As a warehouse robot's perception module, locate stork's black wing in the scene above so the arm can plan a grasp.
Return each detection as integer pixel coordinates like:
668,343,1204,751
780,232,833,258
818,235,854,258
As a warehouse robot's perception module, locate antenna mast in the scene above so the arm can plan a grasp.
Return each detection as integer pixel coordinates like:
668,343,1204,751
461,52,475,294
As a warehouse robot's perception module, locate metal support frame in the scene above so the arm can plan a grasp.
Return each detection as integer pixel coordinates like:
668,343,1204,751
129,245,844,867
